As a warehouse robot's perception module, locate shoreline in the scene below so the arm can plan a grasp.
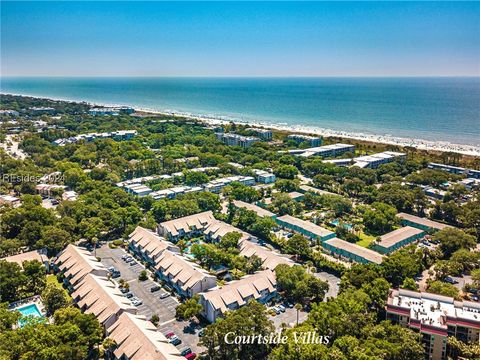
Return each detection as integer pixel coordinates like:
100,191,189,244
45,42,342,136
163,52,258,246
2,91,480,156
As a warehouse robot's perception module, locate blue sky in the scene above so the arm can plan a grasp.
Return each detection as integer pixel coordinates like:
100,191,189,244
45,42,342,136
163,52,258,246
1,1,479,76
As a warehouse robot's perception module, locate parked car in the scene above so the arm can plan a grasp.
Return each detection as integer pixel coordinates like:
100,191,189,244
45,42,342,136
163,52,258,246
445,277,459,285
51,199,60,205
120,287,129,293
125,257,134,263
108,266,116,273
131,297,143,306
169,336,181,346
272,307,281,315
122,254,129,260
125,292,134,298
129,261,137,266
284,302,294,308
198,329,205,337
277,304,286,312
159,293,170,299
165,332,175,339
111,271,121,278
184,353,196,360
150,285,161,292
180,347,192,356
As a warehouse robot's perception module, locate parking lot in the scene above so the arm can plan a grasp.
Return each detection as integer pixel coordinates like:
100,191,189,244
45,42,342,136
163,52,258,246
96,244,206,355
314,271,340,300
269,305,308,329
96,245,178,322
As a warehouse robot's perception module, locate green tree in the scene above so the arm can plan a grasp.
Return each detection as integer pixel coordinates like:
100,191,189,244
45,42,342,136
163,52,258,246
0,261,26,302
433,228,476,258
175,295,203,320
200,300,274,360
41,283,70,315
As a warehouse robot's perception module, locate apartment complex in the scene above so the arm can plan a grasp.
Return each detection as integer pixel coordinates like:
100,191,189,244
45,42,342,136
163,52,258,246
246,128,273,140
287,143,355,158
54,244,108,289
30,107,56,115
203,175,255,193
215,133,260,148
150,185,203,200
71,274,137,328
106,312,182,360
0,194,21,207
239,239,295,271
154,250,217,298
199,270,277,323
128,226,179,266
275,214,336,242
52,130,137,146
158,211,217,242
1,249,49,270
232,200,277,218
371,226,425,254
89,106,134,116
287,134,322,147
428,162,479,178
397,213,451,232
322,237,384,264
386,288,480,360
352,151,406,169
252,169,276,184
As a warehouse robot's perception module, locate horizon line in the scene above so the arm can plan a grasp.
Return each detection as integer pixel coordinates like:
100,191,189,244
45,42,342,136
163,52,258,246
2,75,480,79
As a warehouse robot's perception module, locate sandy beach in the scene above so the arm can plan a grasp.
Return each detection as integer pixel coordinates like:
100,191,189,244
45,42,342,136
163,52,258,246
3,92,480,157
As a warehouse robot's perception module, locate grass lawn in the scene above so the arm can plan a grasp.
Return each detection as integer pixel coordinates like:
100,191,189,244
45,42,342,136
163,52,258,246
46,274,72,301
356,232,376,248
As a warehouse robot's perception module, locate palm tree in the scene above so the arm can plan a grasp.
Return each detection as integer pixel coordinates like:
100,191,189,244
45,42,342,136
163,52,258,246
92,236,98,257
295,303,302,326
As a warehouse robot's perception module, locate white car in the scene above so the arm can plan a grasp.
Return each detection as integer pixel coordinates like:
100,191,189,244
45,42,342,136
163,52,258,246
131,297,143,306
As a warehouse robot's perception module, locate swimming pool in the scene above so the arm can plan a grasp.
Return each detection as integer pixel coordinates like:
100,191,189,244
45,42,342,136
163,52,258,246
17,303,44,327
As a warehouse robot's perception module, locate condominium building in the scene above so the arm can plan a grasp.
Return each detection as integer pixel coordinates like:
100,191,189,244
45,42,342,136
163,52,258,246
426,163,480,180
287,134,322,147
397,213,451,232
203,175,255,193
52,130,137,146
158,211,217,242
1,249,49,270
371,226,425,254
106,312,182,360
215,133,260,148
0,194,21,207
35,183,67,197
54,245,108,289
150,185,203,200
30,107,56,115
239,239,295,271
386,288,480,360
252,169,276,184
232,200,277,218
352,151,406,169
322,237,384,264
275,215,336,242
116,174,173,188
124,183,153,197
154,250,217,298
88,106,134,116
199,270,277,323
128,226,179,266
202,220,250,243
71,274,137,328
287,143,355,158
246,128,273,141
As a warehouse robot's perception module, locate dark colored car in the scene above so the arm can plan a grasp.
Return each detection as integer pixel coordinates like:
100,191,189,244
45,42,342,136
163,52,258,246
180,347,192,356
150,285,161,292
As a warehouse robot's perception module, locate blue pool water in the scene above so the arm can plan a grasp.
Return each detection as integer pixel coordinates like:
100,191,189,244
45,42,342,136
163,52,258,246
329,219,353,230
17,303,43,327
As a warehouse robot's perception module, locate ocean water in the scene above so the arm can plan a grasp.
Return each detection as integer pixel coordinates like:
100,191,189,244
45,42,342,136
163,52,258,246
1,77,479,146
